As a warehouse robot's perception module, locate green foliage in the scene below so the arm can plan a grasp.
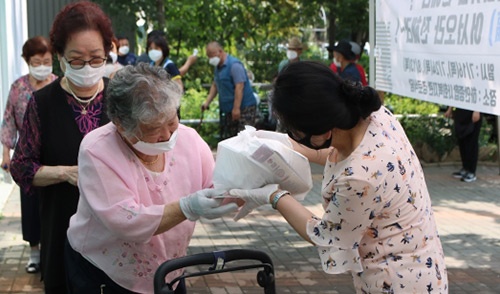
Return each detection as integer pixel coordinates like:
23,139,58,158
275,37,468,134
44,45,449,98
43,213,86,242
92,0,498,159
384,93,440,115
398,115,456,158
384,95,496,160
180,79,221,148
335,0,369,41
478,117,495,147
93,0,373,87
396,111,495,161
241,41,285,82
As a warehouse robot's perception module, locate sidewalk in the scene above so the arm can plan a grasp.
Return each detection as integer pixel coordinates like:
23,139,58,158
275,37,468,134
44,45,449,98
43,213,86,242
0,163,499,293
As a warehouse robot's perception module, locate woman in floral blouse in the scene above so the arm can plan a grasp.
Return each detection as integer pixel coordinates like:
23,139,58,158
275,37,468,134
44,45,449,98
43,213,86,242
1,36,57,274
230,61,448,293
9,2,113,292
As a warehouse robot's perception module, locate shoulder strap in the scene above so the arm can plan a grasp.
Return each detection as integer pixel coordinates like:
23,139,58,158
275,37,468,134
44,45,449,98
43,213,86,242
162,58,173,68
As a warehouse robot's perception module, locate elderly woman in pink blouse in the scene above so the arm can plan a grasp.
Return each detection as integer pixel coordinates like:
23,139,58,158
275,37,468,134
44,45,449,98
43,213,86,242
1,35,57,274
65,63,238,294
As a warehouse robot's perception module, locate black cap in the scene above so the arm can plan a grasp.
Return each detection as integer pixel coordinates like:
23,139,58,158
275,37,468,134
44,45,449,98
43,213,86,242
332,40,355,60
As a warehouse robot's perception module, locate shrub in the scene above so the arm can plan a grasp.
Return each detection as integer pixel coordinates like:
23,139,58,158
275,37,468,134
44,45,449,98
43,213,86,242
180,79,221,148
384,93,440,115
398,115,455,159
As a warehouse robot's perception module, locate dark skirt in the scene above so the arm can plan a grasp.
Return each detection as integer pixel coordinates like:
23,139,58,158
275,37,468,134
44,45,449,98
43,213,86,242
20,189,41,246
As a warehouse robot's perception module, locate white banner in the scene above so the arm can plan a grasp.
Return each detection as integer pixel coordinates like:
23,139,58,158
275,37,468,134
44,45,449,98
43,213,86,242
375,0,500,115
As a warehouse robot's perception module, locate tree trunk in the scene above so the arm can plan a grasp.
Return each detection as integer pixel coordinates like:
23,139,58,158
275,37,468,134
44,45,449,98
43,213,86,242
326,0,337,60
156,0,166,32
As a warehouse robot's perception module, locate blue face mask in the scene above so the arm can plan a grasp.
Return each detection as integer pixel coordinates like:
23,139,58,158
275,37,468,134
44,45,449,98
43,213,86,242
132,130,178,155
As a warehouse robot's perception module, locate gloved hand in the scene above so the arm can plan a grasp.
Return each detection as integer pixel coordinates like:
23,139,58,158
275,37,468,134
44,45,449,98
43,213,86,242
228,184,279,221
179,189,239,221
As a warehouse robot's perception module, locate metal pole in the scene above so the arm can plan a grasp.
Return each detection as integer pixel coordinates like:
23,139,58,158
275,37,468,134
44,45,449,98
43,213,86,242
369,0,375,87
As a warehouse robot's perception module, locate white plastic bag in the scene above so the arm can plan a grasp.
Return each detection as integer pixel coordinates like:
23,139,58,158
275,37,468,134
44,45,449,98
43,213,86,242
213,126,312,200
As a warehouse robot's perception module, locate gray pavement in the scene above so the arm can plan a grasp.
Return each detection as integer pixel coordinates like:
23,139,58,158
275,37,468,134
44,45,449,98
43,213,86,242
1,163,499,293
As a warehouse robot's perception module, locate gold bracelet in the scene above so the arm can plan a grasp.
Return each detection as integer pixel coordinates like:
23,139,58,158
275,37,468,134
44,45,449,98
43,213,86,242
271,190,291,209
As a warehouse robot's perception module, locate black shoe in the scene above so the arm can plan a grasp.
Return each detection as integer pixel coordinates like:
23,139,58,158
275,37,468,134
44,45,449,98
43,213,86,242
452,169,466,179
25,262,40,274
461,172,477,183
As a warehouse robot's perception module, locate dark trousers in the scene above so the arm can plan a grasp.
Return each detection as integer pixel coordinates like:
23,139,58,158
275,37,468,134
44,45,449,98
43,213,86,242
219,105,257,140
64,239,186,294
457,119,482,174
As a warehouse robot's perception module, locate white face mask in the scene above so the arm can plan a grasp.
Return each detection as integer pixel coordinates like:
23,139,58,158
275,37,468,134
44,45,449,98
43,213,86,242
118,46,129,55
109,52,118,64
286,50,298,60
132,130,178,156
29,65,52,81
333,57,341,68
62,58,105,88
148,49,163,62
209,56,221,67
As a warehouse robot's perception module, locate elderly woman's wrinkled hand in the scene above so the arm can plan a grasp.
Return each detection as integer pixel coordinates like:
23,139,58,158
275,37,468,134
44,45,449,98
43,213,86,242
179,189,239,221
228,184,279,221
64,166,79,186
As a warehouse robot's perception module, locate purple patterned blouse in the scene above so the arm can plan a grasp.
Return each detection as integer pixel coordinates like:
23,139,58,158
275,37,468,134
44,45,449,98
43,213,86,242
1,74,58,148
11,79,105,194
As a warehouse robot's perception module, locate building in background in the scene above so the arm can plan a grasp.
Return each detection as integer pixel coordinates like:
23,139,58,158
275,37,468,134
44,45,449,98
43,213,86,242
0,0,73,156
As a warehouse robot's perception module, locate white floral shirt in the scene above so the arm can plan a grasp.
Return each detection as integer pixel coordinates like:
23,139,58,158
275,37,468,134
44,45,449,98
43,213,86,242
306,107,448,293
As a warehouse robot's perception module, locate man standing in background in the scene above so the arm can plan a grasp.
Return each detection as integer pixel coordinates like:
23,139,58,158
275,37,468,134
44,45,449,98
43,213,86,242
278,36,304,73
117,36,137,65
202,41,256,140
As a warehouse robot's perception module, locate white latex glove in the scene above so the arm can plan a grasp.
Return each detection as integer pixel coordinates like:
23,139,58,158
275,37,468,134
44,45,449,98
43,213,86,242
228,184,279,221
179,189,239,221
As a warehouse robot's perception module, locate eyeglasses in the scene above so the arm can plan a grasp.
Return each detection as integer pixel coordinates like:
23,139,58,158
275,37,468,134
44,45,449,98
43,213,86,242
30,60,52,67
64,56,107,69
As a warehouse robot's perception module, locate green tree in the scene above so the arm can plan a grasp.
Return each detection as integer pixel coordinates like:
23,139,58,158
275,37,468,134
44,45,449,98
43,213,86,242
94,0,370,76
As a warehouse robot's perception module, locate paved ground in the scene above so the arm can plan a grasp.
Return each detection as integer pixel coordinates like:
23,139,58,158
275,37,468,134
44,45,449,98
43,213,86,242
0,163,499,293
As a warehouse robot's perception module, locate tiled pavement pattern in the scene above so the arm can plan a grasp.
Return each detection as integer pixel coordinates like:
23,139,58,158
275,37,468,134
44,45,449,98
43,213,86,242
0,163,499,293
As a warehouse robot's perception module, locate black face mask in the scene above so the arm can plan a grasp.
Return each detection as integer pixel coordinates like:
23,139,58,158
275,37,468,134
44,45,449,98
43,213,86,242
288,131,332,150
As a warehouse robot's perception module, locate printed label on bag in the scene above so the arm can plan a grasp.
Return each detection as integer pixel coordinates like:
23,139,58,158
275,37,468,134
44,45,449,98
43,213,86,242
251,144,309,199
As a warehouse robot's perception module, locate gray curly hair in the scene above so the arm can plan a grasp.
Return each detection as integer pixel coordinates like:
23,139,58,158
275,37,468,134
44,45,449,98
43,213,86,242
106,63,182,137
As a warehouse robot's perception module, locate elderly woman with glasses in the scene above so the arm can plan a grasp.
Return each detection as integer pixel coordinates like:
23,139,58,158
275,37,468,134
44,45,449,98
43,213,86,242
10,2,113,293
64,63,237,294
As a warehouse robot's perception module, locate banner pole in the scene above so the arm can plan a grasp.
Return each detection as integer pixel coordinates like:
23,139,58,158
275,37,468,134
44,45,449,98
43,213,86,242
369,0,375,87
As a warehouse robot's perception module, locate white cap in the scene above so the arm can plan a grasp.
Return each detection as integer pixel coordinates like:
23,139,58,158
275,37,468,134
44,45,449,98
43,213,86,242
349,41,361,56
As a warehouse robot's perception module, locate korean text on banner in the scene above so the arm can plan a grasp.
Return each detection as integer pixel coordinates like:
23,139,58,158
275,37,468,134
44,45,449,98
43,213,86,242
375,0,500,115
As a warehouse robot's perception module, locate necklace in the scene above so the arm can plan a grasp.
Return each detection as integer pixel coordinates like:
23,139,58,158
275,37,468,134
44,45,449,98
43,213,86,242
65,78,100,115
137,154,160,166
117,130,161,166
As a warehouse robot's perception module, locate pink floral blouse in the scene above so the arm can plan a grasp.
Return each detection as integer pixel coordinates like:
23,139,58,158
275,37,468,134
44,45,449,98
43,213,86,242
306,107,448,293
67,123,215,293
1,74,57,148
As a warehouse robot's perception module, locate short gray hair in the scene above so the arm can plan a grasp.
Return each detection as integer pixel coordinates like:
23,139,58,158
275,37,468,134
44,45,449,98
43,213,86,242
106,63,182,137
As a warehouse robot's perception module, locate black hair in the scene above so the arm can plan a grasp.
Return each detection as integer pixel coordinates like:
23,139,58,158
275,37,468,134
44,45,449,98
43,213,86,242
271,61,381,135
147,30,166,40
146,34,170,58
